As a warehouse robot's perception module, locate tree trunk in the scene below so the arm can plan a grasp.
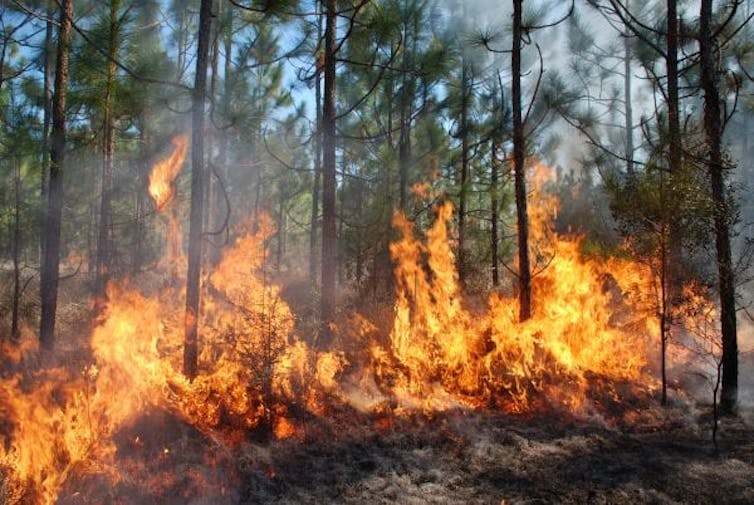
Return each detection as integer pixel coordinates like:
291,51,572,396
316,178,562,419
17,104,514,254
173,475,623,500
210,4,233,265
11,159,22,341
512,0,531,321
134,125,147,270
623,0,633,176
310,0,323,291
276,198,285,270
39,0,73,350
666,0,680,176
40,0,55,266
398,10,414,211
457,61,470,285
94,0,120,314
700,0,738,414
665,0,684,305
659,212,669,405
204,0,221,265
184,0,212,380
491,141,500,288
457,0,471,282
319,0,337,347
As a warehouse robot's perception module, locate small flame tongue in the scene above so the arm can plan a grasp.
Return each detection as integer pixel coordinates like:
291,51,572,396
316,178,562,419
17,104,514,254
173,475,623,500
148,134,190,211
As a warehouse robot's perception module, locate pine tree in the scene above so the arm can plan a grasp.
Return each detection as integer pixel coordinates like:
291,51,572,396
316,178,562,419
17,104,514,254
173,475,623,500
184,0,213,380
700,0,738,415
39,0,74,350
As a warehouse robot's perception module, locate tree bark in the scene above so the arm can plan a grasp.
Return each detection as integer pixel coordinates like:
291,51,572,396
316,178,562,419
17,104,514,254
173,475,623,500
319,0,337,347
666,0,680,176
512,0,531,321
209,3,233,266
184,0,212,380
11,159,22,341
134,125,147,270
276,198,285,270
623,0,633,176
491,141,500,288
398,7,414,212
457,60,470,285
40,0,55,265
665,0,684,305
204,0,221,265
39,0,73,350
94,0,120,314
310,0,322,291
700,0,738,414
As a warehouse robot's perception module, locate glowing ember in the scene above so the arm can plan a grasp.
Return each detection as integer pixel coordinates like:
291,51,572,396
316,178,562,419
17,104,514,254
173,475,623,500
148,134,190,211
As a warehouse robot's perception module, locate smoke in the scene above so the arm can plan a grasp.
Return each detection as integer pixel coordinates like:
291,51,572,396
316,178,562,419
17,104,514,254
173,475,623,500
737,318,754,419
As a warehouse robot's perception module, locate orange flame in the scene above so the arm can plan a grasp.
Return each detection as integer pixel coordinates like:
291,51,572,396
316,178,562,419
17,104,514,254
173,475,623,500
381,162,658,414
148,134,189,211
0,158,721,504
0,214,329,503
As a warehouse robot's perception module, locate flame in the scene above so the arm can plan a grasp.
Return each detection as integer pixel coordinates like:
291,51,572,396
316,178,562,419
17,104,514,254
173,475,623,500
0,213,326,503
148,134,189,211
147,134,190,274
381,162,658,414
0,156,719,504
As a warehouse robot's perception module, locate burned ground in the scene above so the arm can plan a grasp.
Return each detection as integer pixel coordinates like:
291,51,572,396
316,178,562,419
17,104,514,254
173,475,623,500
235,408,754,505
46,403,754,505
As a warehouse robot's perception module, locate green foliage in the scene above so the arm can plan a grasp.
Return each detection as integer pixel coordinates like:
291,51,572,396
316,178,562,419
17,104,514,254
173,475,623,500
604,156,715,280
0,0,750,334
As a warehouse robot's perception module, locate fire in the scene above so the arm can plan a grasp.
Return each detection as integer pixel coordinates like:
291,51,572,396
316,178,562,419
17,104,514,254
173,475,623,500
148,134,189,211
147,133,190,274
381,162,658,413
0,155,713,504
0,214,326,503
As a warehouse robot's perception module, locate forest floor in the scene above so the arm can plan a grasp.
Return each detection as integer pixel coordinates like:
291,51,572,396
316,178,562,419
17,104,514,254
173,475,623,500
237,408,754,505
54,401,754,505
5,274,754,504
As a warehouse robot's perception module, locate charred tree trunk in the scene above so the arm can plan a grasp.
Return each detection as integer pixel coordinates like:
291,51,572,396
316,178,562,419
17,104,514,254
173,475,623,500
319,0,337,347
184,0,212,380
700,0,737,414
94,0,120,314
512,0,531,322
39,0,73,350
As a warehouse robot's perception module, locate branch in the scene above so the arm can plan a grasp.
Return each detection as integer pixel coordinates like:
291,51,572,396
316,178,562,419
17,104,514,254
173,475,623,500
597,0,666,58
525,0,574,30
203,161,231,243
70,14,191,91
523,42,544,128
334,0,372,56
